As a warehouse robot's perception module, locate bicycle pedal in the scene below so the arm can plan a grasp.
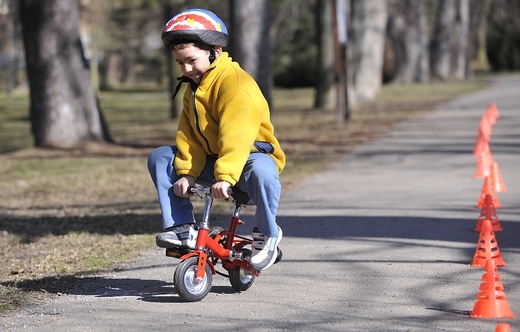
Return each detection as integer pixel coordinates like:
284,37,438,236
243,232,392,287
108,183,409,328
165,247,191,258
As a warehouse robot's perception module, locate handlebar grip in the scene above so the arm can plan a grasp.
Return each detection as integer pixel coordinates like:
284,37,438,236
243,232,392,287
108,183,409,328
188,185,233,196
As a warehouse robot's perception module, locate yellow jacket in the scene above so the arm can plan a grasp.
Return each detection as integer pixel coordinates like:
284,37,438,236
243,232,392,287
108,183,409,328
174,52,285,186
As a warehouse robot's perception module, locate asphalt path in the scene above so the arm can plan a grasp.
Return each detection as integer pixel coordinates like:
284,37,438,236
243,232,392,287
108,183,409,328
2,75,520,331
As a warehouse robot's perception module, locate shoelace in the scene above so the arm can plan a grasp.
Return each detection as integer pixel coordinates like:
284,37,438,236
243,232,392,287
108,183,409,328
252,228,266,249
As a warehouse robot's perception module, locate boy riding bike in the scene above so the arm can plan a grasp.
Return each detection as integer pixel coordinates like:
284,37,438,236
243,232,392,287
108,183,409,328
147,8,285,271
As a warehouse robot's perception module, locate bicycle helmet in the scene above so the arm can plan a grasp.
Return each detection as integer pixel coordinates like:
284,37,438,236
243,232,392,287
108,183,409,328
162,8,229,49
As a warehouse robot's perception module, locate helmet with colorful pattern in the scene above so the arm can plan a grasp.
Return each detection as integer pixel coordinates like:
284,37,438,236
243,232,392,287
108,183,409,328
162,8,229,49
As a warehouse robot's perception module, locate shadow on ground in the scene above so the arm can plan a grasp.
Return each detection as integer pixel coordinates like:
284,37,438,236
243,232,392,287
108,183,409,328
3,213,519,297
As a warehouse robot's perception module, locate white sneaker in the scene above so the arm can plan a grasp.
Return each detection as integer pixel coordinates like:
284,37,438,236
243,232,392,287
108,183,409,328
156,224,197,249
250,226,282,271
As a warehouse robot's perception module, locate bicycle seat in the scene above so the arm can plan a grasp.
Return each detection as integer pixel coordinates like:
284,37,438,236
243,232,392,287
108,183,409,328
231,188,254,205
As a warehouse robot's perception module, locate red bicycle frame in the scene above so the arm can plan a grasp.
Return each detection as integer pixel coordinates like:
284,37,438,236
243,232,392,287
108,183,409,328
176,187,260,282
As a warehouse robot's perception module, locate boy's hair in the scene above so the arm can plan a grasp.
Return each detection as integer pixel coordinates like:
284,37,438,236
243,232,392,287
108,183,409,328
170,39,212,52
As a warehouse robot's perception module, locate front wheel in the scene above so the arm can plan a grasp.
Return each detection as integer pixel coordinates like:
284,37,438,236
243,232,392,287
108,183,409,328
173,256,212,302
229,249,255,291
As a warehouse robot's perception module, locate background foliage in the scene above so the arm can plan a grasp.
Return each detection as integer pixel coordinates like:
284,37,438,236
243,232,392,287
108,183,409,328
2,0,519,94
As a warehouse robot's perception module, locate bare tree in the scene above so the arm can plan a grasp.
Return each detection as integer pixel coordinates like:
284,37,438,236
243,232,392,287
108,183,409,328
314,0,334,109
469,0,492,71
430,0,454,80
162,0,184,119
430,0,470,80
332,0,349,121
20,0,112,148
228,0,272,107
387,0,429,83
453,0,470,79
349,0,388,103
431,0,470,80
486,0,520,71
6,0,22,98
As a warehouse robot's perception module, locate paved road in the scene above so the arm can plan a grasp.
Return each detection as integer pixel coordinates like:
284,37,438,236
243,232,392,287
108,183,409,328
2,75,520,331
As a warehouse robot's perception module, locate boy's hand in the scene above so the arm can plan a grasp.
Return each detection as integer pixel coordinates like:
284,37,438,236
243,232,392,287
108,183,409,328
212,181,231,199
173,176,195,198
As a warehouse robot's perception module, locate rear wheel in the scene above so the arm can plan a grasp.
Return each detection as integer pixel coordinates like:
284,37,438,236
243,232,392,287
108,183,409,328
173,256,212,302
229,249,255,291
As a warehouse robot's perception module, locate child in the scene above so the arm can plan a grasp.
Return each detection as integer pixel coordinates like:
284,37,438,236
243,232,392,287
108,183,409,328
147,8,286,271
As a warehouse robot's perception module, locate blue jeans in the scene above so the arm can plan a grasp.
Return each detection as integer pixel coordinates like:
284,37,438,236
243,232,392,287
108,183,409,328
147,146,281,237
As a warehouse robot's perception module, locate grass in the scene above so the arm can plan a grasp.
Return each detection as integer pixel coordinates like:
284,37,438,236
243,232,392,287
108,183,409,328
0,78,489,312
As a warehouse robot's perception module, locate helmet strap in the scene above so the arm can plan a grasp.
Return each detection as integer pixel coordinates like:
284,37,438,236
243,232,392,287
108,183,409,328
209,48,216,64
171,76,193,100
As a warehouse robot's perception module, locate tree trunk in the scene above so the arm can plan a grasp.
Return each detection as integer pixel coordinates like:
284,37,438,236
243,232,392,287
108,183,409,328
7,0,22,99
453,0,470,79
387,0,429,83
100,51,121,90
162,1,185,119
314,0,335,109
469,0,492,71
415,0,429,83
120,48,136,84
20,0,112,148
333,0,349,121
431,0,455,80
228,0,273,108
349,0,388,103
431,0,470,80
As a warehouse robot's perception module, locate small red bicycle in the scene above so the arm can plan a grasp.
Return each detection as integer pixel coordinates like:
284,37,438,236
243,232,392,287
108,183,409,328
165,185,282,302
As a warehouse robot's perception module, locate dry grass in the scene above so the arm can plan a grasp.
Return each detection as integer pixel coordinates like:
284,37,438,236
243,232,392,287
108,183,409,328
0,78,488,312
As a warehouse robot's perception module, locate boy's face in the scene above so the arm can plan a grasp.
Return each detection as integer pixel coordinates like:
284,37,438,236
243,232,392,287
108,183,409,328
172,45,212,84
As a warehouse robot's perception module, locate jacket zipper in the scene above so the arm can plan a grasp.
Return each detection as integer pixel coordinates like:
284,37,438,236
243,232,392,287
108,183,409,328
191,91,215,155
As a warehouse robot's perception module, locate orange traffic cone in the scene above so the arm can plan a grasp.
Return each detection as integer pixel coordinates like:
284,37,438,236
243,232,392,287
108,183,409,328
473,117,491,157
474,103,497,156
486,102,499,123
495,323,511,332
481,114,493,137
471,219,505,267
474,194,503,232
484,107,496,126
475,148,493,178
473,136,486,156
477,176,501,208
470,259,514,318
491,161,507,193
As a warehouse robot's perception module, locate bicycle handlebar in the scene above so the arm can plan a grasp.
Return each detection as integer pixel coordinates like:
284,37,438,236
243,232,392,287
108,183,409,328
188,185,233,196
